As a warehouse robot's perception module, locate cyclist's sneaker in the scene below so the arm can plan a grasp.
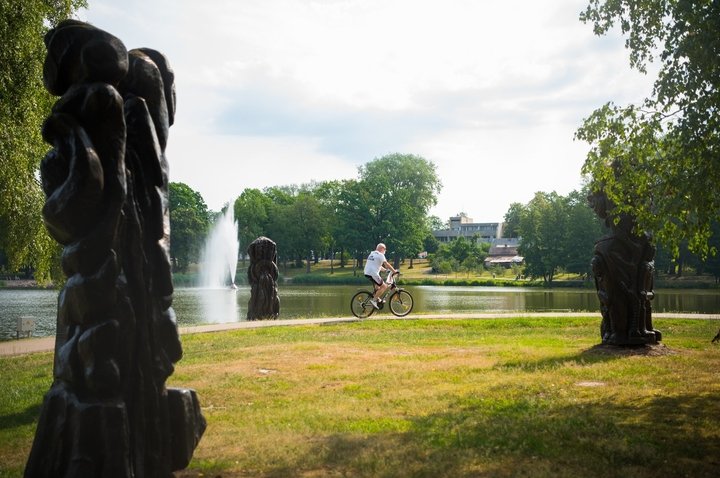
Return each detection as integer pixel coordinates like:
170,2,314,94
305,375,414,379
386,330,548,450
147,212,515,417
370,298,380,309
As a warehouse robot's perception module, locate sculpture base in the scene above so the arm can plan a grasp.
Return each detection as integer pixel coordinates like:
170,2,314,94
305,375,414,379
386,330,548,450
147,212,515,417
602,329,662,346
25,385,133,477
167,387,207,470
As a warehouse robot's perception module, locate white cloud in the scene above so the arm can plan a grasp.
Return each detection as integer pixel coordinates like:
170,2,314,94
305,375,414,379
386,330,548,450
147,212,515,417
79,0,656,219
165,126,358,211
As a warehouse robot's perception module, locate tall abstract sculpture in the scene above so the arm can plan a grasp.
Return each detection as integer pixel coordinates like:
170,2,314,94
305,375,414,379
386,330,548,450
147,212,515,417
25,20,205,477
246,236,280,320
589,189,662,346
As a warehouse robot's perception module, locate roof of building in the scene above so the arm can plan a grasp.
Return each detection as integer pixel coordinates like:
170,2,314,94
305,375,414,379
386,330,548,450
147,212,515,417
484,255,524,264
488,244,519,256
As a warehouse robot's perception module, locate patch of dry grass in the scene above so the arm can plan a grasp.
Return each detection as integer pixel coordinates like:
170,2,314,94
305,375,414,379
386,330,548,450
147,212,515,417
169,318,720,477
2,317,720,477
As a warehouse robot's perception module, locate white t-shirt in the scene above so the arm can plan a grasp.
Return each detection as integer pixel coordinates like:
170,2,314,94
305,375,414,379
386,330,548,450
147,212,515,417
364,250,387,277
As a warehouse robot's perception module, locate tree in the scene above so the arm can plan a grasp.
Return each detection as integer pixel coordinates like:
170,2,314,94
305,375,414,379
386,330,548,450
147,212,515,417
0,0,87,281
420,215,444,259
358,153,442,267
264,185,298,206
563,189,606,276
576,0,720,258
290,192,329,273
513,189,607,284
704,221,720,283
169,182,210,271
517,192,569,285
427,215,446,232
259,184,329,271
334,179,374,271
502,203,524,238
234,188,271,264
429,237,489,275
312,180,346,272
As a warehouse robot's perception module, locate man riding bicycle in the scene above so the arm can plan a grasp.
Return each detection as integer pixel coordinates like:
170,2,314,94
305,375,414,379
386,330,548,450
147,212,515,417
363,243,397,309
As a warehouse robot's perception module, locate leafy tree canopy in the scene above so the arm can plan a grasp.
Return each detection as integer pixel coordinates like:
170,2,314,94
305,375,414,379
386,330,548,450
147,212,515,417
234,188,271,255
517,192,569,285
515,189,605,284
169,182,210,271
502,203,523,238
358,153,442,261
576,0,720,258
0,0,87,281
430,237,490,275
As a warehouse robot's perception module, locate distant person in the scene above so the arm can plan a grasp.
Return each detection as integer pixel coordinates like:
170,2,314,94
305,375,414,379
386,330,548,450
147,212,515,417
363,243,397,309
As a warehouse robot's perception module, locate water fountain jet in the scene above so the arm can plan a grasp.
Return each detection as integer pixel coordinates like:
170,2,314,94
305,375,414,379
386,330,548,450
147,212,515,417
199,205,239,288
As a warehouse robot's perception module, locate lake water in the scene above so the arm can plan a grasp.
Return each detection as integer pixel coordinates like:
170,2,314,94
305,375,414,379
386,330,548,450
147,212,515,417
2,285,719,341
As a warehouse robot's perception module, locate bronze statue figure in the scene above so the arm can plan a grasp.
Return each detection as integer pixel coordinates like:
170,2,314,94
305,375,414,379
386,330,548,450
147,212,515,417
589,189,661,346
25,20,204,477
246,236,280,320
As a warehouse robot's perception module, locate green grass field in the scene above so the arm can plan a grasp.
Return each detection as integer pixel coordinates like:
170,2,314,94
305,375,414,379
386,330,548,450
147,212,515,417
2,316,719,477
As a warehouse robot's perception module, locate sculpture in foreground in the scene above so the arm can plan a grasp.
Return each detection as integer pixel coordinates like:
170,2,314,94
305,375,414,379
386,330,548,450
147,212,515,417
25,20,205,477
589,189,661,346
247,236,280,320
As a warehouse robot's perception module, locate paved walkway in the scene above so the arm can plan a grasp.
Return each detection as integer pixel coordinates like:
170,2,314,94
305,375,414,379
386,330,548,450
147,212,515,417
1,312,718,357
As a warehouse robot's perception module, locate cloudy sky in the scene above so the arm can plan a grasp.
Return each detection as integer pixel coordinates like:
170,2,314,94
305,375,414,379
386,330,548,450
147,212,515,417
79,0,655,222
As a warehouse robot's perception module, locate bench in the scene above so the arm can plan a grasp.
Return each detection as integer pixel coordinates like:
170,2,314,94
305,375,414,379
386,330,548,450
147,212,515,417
16,316,36,339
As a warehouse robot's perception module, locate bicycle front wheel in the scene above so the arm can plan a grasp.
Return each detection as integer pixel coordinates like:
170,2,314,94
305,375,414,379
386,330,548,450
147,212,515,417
389,289,413,317
351,291,375,318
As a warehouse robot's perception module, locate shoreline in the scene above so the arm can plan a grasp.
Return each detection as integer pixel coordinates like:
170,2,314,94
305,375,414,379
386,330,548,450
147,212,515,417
5,277,718,290
0,279,54,290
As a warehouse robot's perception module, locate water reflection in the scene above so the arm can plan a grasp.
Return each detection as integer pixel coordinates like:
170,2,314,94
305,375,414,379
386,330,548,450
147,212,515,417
2,285,719,340
0,289,58,340
199,288,241,324
173,287,246,325
415,286,611,313
419,286,528,312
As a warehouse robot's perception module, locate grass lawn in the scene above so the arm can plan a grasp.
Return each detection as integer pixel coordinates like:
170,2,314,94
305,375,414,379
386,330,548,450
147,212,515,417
282,258,525,282
2,316,720,477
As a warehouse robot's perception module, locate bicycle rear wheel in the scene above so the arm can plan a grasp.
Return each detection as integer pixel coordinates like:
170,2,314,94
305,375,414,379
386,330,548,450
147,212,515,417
351,291,375,318
389,289,413,317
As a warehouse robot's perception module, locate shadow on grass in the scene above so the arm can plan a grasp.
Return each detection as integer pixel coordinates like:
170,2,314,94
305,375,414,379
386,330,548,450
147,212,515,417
398,392,720,477
495,343,677,372
233,391,720,478
0,403,42,430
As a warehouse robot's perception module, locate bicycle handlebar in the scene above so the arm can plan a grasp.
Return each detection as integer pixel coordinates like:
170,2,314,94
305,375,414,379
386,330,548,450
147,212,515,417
384,269,400,284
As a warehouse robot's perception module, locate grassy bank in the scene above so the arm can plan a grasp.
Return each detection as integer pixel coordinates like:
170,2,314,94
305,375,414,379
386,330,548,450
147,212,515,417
5,258,717,289
270,259,719,288
2,316,719,477
171,259,570,288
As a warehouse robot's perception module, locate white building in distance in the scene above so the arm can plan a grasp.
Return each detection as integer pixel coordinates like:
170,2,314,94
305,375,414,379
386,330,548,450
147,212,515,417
432,213,523,267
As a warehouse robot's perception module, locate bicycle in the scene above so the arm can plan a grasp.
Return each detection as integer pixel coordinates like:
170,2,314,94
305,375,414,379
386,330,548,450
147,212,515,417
350,270,414,318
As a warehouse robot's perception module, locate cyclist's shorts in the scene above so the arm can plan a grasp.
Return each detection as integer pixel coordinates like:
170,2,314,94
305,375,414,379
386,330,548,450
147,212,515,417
365,273,383,286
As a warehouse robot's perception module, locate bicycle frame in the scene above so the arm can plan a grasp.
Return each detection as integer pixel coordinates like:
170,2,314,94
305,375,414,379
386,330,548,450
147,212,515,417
351,270,414,318
373,270,399,299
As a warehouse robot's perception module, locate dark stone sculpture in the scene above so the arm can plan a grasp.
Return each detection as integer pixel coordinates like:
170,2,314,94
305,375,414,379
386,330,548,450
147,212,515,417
589,189,661,346
246,236,280,320
25,20,205,477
